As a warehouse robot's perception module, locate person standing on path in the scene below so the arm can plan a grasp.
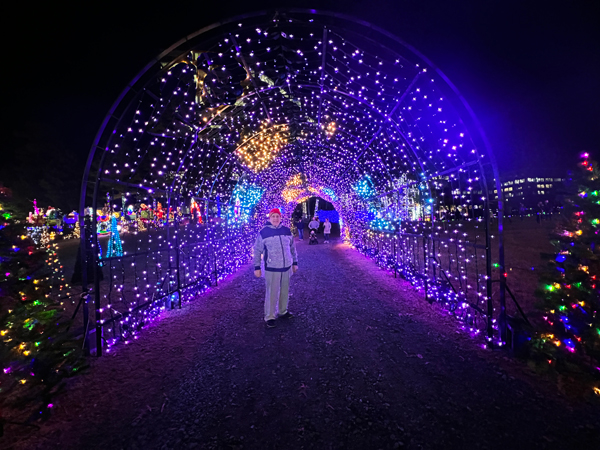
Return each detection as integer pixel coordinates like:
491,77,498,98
323,218,332,243
308,217,320,235
254,208,298,328
294,216,305,240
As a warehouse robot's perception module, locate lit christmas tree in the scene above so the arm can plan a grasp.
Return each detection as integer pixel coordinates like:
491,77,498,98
535,153,600,393
43,240,69,301
105,215,123,258
0,202,86,418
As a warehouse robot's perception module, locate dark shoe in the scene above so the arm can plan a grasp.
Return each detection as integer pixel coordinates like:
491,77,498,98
266,319,276,328
279,312,293,319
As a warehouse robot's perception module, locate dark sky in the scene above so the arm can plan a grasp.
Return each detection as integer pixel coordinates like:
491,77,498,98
2,0,599,207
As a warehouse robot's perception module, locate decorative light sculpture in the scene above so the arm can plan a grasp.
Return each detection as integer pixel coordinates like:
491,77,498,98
80,10,505,355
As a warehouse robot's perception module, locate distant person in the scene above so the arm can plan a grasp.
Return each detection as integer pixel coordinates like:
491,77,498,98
294,216,305,240
519,203,526,221
323,218,332,243
536,202,544,224
308,217,320,234
544,200,552,220
254,208,298,328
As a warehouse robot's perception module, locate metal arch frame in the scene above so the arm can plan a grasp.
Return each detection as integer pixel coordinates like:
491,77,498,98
80,8,507,354
150,77,421,190
224,82,427,186
177,83,407,199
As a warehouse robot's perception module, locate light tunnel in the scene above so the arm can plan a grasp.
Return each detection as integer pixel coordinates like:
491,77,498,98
80,9,506,355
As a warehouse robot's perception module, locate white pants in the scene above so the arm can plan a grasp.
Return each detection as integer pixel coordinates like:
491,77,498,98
264,268,291,321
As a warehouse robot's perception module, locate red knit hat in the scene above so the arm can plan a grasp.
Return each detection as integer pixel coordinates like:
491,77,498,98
268,208,282,216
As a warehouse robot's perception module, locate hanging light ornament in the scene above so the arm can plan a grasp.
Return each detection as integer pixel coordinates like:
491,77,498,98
235,121,289,172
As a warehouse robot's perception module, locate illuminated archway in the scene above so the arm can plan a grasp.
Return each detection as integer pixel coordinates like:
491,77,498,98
80,9,506,355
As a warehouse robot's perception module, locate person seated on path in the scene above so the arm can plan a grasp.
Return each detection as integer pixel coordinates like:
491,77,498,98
254,208,299,328
294,215,305,240
308,217,320,235
323,218,332,243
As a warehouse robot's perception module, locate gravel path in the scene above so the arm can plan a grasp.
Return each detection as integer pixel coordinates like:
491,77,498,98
7,239,599,450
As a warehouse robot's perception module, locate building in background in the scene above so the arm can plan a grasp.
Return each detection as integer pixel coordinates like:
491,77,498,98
493,172,567,215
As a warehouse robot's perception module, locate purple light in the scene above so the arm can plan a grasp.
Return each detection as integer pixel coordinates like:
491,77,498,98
76,11,509,356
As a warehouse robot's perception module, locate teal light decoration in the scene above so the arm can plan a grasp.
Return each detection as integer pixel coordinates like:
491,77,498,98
106,216,123,258
227,182,265,226
353,174,377,199
321,187,338,201
370,216,394,231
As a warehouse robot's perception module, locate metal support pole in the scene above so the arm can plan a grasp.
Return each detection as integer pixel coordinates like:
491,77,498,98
82,294,90,355
165,193,173,310
422,215,428,301
393,239,397,278
497,211,507,346
213,243,218,286
176,221,182,309
432,235,436,283
90,153,109,357
484,200,494,344
93,220,102,356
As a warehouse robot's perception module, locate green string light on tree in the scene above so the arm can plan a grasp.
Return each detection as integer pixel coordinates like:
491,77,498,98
534,153,600,396
0,200,86,418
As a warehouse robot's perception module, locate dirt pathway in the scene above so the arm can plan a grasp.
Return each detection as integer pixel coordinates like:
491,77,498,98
6,239,598,450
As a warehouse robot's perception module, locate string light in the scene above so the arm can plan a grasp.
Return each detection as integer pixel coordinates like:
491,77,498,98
533,153,600,392
82,11,506,355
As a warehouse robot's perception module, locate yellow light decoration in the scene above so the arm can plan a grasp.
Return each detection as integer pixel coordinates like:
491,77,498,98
325,121,336,139
286,173,303,187
594,387,600,396
235,122,289,172
282,188,305,203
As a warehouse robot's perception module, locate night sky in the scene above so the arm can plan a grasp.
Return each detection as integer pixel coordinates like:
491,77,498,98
2,0,598,210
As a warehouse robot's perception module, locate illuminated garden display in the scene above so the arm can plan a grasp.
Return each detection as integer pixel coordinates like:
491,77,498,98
79,10,506,355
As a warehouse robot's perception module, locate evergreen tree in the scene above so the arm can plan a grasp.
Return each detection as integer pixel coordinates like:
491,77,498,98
0,201,86,420
535,154,600,390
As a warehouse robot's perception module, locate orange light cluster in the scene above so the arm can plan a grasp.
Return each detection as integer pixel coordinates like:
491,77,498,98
325,121,336,139
235,122,289,172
